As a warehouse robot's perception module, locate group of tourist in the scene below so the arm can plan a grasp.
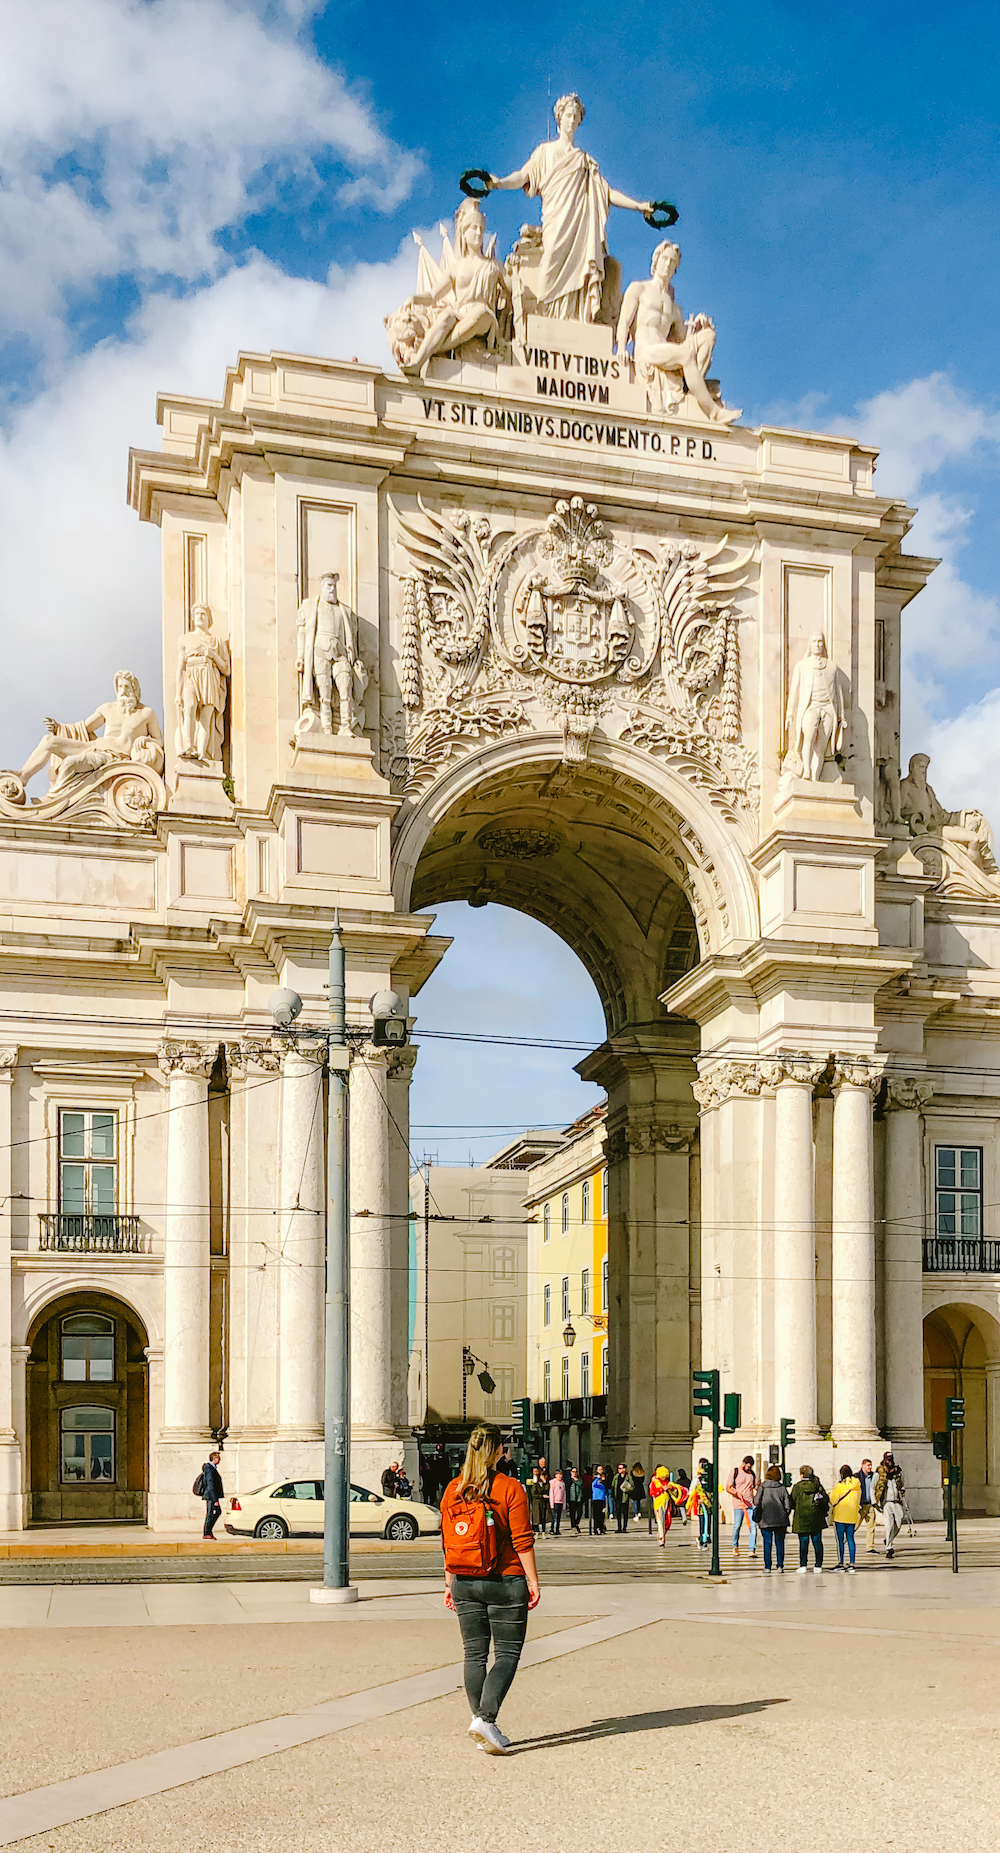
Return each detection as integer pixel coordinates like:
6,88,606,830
693,1450,910,1571
379,1460,414,1500
525,1459,655,1535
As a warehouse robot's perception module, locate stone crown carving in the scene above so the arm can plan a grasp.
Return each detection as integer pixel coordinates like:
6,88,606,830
884,1077,934,1111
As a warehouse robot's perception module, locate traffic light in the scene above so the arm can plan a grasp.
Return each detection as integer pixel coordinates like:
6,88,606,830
692,1369,719,1423
946,1396,965,1432
932,1431,950,1460
722,1392,742,1432
512,1397,532,1438
780,1417,795,1451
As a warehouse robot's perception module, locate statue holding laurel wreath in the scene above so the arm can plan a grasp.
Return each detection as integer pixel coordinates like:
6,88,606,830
467,93,675,324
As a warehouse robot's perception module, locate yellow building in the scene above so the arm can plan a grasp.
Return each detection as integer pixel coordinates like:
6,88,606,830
523,1104,608,1466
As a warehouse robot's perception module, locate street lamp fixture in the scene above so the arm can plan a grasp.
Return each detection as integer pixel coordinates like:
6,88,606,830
562,1320,576,1348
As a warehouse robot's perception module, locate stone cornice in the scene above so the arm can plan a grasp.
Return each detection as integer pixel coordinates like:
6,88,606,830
663,941,913,1026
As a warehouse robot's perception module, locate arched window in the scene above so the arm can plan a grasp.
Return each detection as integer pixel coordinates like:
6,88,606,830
561,1192,569,1235
61,1314,114,1384
543,1203,551,1244
581,1179,591,1223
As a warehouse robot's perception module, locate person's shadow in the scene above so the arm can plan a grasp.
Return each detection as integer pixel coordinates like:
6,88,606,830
510,1698,788,1753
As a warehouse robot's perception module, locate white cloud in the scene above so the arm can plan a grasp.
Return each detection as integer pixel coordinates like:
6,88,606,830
0,245,414,772
0,0,419,354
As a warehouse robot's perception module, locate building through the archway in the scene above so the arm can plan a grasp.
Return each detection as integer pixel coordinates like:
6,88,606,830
2,128,1000,1524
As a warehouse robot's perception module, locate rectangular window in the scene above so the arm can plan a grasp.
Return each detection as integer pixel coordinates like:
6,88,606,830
601,1254,609,1310
561,1355,570,1400
580,1349,590,1396
492,1246,515,1281
602,1344,609,1394
580,1267,591,1314
561,1192,569,1235
485,1365,514,1418
601,1168,608,1217
935,1146,982,1237
60,1404,115,1484
581,1178,591,1223
59,1110,117,1217
561,1276,569,1320
542,1359,551,1400
491,1302,515,1342
543,1282,551,1327
543,1203,550,1244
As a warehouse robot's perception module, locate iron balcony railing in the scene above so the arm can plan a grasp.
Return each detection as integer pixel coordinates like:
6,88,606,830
38,1214,145,1254
922,1237,1000,1274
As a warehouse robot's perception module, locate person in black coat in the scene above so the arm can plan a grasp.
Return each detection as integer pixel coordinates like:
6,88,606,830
202,1451,224,1539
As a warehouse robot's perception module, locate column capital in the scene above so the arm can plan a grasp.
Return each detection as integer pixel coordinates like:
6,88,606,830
692,1057,785,1111
387,1045,418,1082
884,1075,935,1111
228,1036,281,1075
351,1043,393,1076
276,1034,327,1073
0,1048,17,1077
158,1039,217,1080
771,1051,828,1089
832,1055,885,1095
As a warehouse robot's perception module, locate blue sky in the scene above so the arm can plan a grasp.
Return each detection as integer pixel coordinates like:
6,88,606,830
1,0,998,1154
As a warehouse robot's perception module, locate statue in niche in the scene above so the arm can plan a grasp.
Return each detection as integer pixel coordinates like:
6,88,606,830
616,241,740,425
486,93,656,323
175,604,230,763
900,753,996,872
296,570,367,739
386,199,511,377
784,634,846,781
19,672,164,793
874,678,903,825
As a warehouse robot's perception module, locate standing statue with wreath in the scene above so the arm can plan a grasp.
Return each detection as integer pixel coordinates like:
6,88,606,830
476,93,675,324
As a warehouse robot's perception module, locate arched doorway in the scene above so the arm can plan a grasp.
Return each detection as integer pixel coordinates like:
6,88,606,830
27,1292,149,1524
394,738,739,1460
923,1302,1000,1516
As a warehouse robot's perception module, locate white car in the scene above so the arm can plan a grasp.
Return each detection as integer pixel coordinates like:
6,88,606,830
224,1477,442,1543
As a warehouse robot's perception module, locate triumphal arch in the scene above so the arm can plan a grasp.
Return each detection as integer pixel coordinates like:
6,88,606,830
1,99,998,1526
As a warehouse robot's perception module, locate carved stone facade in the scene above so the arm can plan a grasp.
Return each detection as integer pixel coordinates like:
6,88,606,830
3,105,1000,1529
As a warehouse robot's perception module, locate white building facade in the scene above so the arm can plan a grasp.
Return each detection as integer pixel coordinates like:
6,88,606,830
2,136,1000,1525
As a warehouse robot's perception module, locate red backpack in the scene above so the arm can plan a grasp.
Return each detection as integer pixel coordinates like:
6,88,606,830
441,1489,499,1574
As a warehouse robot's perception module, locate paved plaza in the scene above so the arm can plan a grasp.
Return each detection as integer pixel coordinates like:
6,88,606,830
0,1524,996,1850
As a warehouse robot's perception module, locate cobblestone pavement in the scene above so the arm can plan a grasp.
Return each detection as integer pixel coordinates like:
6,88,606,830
0,1518,996,1583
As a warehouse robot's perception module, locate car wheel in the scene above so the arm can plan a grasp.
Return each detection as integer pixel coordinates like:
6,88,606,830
254,1516,289,1541
385,1514,418,1542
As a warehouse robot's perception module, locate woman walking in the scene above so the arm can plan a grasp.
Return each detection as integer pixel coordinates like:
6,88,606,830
726,1455,759,1557
548,1467,567,1535
590,1464,609,1534
441,1423,540,1755
789,1463,829,1572
631,1462,647,1525
751,1465,791,1573
829,1463,861,1572
567,1466,585,1533
527,1460,549,1536
649,1464,673,1546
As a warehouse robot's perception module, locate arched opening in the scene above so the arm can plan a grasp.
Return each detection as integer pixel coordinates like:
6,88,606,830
400,744,719,1461
26,1291,149,1525
923,1302,1000,1516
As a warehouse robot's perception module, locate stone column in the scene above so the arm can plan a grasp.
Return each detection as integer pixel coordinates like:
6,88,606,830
278,1039,326,1436
831,1058,882,1442
884,1078,933,1441
772,1057,825,1437
159,1041,215,1436
387,1047,418,1443
349,1046,394,1443
0,1049,21,1526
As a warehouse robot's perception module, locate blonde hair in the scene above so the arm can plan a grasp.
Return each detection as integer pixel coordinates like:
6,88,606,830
456,1422,503,1503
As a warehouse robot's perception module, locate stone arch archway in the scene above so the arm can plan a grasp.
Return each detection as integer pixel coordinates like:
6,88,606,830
26,1289,150,1525
393,733,757,1461
923,1298,1000,1515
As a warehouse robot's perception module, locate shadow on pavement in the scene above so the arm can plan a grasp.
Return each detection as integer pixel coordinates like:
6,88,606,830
511,1698,789,1753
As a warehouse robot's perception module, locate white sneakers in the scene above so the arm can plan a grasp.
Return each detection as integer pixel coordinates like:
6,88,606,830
796,1566,809,1574
469,1718,509,1754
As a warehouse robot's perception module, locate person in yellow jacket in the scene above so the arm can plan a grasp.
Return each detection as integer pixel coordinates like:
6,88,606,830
829,1463,862,1572
649,1465,672,1546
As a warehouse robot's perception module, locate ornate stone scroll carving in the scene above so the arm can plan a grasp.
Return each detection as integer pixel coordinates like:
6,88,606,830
831,1056,884,1095
157,1040,218,1080
231,1037,282,1076
884,1076,934,1112
0,1048,18,1071
394,492,755,799
616,242,740,425
0,672,165,829
692,1058,786,1111
385,198,512,376
784,635,847,781
898,752,1000,900
175,605,230,763
295,571,368,741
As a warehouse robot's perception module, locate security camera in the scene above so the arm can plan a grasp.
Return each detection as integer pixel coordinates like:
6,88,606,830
269,987,303,1030
369,988,408,1048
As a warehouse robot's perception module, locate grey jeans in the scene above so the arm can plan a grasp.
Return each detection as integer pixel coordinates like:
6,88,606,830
451,1575,529,1723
